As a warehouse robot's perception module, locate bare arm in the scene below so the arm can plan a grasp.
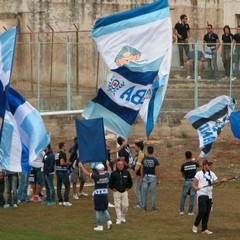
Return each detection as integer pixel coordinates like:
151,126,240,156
109,140,127,154
78,162,91,177
155,165,160,185
192,177,199,191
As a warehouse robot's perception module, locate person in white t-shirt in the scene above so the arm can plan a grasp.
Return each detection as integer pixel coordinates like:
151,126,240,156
191,160,228,235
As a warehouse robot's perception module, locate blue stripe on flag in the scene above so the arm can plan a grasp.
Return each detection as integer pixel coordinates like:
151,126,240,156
112,66,158,85
145,76,167,137
0,121,14,170
7,87,26,114
20,109,50,155
82,102,132,138
91,88,138,125
93,1,169,37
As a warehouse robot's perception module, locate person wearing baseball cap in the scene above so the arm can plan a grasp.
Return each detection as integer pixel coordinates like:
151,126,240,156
191,159,227,234
79,161,112,231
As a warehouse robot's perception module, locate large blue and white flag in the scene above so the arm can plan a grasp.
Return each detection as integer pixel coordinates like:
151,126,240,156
0,26,18,118
185,95,236,157
83,0,172,138
75,118,107,163
0,87,50,172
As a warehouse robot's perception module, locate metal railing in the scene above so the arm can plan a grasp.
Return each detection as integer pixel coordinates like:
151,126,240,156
10,41,240,112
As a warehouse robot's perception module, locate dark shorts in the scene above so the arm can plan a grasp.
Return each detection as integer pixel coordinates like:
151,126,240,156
94,194,108,211
31,167,45,186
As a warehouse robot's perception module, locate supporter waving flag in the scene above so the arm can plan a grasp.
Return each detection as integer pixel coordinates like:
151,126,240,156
83,0,172,138
185,96,236,157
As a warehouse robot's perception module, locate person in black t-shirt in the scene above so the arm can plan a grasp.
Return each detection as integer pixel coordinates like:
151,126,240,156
221,25,233,79
233,26,240,80
117,136,134,169
203,24,220,80
179,151,199,216
55,142,72,206
141,146,160,212
173,14,191,68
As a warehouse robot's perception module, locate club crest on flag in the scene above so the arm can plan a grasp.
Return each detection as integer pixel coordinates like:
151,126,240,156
107,75,125,95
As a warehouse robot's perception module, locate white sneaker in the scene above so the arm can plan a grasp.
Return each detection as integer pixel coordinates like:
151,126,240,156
232,77,236,81
13,204,18,208
108,202,115,208
121,217,126,223
202,229,213,234
107,220,112,230
116,219,122,224
4,204,10,209
63,201,72,206
179,211,184,215
188,212,194,216
78,191,88,197
192,225,198,233
198,76,201,80
186,75,191,80
94,225,103,231
59,202,63,206
73,194,79,200
180,65,184,69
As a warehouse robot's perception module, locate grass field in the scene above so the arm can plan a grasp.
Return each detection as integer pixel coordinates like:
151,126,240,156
0,180,239,240
0,136,239,240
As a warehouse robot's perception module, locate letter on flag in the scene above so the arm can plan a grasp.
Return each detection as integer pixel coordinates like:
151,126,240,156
75,118,107,163
185,95,236,157
83,0,172,138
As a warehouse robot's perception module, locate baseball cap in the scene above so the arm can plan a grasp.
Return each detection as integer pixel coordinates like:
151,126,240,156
202,160,213,166
96,163,105,170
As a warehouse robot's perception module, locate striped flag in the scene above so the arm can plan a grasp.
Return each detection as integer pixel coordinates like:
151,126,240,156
0,26,18,118
83,0,172,138
185,95,236,157
0,87,50,172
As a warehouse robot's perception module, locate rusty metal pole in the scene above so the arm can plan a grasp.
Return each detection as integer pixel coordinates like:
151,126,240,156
48,24,54,98
27,25,34,97
73,24,79,95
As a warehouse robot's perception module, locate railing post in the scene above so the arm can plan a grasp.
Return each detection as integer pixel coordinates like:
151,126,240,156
67,39,72,111
230,41,233,97
37,41,41,111
194,42,199,109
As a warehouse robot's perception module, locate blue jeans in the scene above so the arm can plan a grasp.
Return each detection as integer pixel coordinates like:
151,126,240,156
44,173,55,202
17,172,29,201
95,210,111,226
207,52,219,79
142,175,157,210
5,174,18,205
234,52,240,77
180,180,196,213
56,171,70,202
178,40,190,67
134,175,142,206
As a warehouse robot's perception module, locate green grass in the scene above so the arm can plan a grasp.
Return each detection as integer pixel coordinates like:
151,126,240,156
0,180,239,240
